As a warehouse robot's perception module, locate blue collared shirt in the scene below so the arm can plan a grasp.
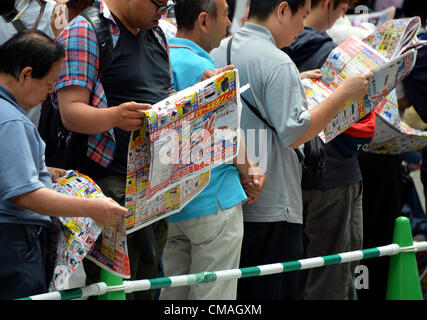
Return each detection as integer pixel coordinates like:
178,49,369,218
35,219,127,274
0,85,52,226
168,37,247,222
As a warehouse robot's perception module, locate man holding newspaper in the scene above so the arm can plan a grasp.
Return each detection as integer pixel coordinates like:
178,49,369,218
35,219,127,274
211,0,372,300
159,0,266,300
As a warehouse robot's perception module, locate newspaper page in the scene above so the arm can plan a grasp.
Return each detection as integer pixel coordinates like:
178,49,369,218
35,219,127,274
362,17,421,60
346,6,396,28
49,170,130,292
302,35,417,142
367,90,427,154
125,69,242,234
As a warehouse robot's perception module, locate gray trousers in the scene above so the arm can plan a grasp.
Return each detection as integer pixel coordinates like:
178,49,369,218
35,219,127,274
160,203,243,300
300,181,363,300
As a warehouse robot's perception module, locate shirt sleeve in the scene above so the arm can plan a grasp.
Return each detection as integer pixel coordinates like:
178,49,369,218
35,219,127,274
0,121,46,201
54,16,100,94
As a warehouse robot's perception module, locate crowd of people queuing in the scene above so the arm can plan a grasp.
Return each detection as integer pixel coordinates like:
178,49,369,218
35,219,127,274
0,0,426,301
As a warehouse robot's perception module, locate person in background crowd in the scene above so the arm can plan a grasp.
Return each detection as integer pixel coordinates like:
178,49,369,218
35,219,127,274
326,0,372,45
50,0,94,38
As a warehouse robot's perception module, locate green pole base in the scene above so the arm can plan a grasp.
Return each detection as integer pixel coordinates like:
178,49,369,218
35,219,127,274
98,269,126,300
386,216,423,300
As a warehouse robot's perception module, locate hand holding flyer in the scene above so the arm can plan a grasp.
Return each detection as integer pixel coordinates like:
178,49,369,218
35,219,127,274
49,170,130,291
125,69,242,234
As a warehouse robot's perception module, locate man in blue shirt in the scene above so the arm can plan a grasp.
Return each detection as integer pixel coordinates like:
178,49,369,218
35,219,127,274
159,0,265,300
0,30,127,300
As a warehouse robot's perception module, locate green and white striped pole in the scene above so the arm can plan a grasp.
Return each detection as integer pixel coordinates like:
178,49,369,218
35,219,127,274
17,241,427,300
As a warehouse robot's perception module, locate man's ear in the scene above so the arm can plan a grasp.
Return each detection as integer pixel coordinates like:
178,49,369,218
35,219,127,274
323,0,332,12
18,67,32,85
197,11,210,34
277,1,290,21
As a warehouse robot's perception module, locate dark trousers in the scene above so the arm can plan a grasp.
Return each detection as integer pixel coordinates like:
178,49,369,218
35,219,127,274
0,223,47,300
237,221,303,300
357,153,403,300
300,182,363,300
83,175,168,300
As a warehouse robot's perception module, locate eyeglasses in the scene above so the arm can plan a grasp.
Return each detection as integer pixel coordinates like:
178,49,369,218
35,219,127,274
149,0,174,13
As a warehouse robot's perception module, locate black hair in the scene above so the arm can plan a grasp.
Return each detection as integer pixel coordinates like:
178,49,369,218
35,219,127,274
0,0,15,15
248,0,307,21
0,29,65,79
226,0,236,22
403,0,427,27
174,0,218,30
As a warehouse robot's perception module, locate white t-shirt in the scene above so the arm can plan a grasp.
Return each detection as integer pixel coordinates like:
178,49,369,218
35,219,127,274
0,0,56,45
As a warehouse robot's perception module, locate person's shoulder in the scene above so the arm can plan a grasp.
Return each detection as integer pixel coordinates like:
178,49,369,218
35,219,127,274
57,15,95,44
0,108,33,133
170,40,213,70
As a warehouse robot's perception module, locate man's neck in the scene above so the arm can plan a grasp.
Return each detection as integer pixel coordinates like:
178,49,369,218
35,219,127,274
0,75,29,111
176,29,210,53
0,76,15,99
247,17,281,48
104,0,140,35
304,9,327,33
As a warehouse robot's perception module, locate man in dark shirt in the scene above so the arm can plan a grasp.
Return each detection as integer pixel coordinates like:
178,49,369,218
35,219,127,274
54,0,174,300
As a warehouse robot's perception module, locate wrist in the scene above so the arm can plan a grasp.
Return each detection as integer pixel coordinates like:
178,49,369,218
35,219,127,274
108,106,119,129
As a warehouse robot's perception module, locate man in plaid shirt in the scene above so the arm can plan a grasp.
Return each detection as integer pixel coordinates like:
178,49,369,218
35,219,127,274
53,0,175,300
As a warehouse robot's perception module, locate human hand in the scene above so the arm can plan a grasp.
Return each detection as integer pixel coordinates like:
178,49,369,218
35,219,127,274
47,166,67,182
90,197,128,226
201,65,235,81
113,102,152,131
300,69,322,80
50,0,68,38
240,162,266,205
338,72,373,100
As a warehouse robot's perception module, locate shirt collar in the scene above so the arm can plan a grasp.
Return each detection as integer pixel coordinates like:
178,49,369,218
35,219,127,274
240,21,277,47
0,85,27,115
169,37,214,64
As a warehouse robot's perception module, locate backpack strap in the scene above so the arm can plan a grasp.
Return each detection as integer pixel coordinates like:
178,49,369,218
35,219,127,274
226,37,304,162
79,5,113,77
11,19,26,32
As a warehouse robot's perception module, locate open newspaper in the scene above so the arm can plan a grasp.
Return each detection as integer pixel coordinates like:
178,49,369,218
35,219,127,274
302,17,420,143
48,170,130,292
346,6,396,28
124,69,242,234
367,90,427,154
362,17,421,60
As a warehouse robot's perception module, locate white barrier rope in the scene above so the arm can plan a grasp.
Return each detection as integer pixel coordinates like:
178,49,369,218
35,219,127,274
18,241,427,300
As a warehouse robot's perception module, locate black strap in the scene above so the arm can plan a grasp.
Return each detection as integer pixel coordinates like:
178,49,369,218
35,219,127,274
11,19,26,32
226,36,304,162
80,5,113,77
